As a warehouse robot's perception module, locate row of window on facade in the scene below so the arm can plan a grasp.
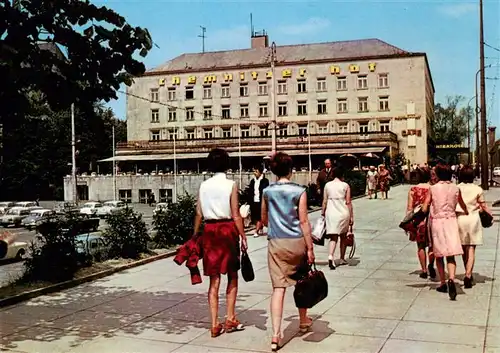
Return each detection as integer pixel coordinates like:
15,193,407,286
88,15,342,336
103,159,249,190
150,74,390,102
149,120,391,141
119,189,173,204
150,96,390,123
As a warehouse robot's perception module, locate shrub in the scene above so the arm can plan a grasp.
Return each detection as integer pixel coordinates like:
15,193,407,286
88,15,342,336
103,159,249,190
306,183,321,208
23,213,88,282
104,207,149,259
152,193,197,247
345,170,367,197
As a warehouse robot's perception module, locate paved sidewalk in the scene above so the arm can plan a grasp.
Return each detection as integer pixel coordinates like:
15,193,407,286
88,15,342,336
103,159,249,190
1,185,499,353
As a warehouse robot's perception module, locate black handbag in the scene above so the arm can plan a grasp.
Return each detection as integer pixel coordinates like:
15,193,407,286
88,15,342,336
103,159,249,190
479,210,493,228
399,205,428,232
293,262,328,309
241,250,255,282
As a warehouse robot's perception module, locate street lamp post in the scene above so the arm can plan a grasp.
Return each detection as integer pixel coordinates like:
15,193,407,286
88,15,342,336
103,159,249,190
71,103,77,204
270,42,277,155
112,125,117,200
467,96,476,164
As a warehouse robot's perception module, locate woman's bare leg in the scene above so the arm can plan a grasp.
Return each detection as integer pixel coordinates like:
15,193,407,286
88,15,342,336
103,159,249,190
271,287,286,337
339,235,347,261
417,246,427,272
226,273,238,321
446,256,456,280
209,275,221,328
436,257,446,284
465,246,476,278
328,235,339,262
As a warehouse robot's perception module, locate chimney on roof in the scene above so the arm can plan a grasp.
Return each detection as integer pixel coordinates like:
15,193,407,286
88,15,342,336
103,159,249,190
251,30,268,49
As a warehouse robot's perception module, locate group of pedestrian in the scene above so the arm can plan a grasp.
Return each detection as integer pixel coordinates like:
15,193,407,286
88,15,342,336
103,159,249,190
365,164,393,200
406,163,492,300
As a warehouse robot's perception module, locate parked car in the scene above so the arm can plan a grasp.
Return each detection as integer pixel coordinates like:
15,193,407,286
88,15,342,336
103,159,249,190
0,207,31,227
75,232,110,260
493,167,500,177
54,202,79,215
96,200,126,218
15,201,38,208
0,202,15,215
80,202,103,216
0,235,27,261
153,202,169,216
21,209,56,230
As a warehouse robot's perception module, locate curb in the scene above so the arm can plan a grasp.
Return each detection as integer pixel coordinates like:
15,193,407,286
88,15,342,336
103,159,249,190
0,249,178,309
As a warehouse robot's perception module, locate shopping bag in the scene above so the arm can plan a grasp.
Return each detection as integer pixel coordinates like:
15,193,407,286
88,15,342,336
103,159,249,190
311,217,326,242
293,262,328,309
240,204,250,219
241,249,255,282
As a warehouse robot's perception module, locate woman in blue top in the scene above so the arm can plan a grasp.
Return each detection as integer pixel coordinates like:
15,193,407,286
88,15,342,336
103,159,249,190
261,152,315,351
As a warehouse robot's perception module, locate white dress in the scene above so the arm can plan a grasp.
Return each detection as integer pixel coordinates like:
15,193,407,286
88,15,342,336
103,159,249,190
324,178,350,235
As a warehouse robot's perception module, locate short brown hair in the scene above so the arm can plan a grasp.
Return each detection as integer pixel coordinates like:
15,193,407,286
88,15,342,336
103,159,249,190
458,166,475,183
416,167,431,183
207,148,230,173
270,152,293,177
435,164,452,181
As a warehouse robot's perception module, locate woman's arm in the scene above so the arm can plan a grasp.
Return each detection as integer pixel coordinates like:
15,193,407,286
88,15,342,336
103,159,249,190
230,183,248,250
421,189,432,213
457,190,469,215
478,191,492,214
261,196,269,227
298,192,315,264
321,185,328,217
193,194,203,236
407,188,414,213
346,185,354,226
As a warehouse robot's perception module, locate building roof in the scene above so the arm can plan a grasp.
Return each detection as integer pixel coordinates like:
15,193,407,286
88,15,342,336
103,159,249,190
147,38,417,74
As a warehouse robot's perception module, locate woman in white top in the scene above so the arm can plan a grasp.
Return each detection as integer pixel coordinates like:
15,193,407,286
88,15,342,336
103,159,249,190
457,166,492,288
193,148,248,338
321,167,354,270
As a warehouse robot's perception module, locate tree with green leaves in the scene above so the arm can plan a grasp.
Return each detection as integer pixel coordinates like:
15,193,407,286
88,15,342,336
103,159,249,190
430,96,473,145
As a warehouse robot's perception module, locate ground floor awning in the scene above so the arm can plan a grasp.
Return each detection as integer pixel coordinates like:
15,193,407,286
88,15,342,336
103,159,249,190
99,146,387,162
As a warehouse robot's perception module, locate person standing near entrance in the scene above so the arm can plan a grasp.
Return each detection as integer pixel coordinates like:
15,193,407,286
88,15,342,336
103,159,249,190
248,165,269,238
316,159,334,199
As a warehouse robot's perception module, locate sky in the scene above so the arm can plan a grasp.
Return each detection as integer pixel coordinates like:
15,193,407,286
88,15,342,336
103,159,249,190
96,0,500,128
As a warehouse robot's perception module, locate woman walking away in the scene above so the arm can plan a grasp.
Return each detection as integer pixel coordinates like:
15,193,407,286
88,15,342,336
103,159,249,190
261,152,315,351
378,165,392,200
422,164,468,300
193,148,249,338
457,166,492,288
406,167,436,279
322,167,353,270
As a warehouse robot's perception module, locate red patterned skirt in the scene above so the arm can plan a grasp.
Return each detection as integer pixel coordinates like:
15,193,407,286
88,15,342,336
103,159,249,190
202,219,240,277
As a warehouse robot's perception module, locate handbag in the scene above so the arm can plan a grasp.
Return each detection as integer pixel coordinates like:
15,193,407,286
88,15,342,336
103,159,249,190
399,205,427,232
345,226,356,259
239,204,250,219
311,217,326,245
479,210,493,228
293,262,328,309
240,250,255,282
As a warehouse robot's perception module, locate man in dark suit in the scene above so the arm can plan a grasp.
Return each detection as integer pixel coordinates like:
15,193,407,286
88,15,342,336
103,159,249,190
316,158,334,199
247,165,269,238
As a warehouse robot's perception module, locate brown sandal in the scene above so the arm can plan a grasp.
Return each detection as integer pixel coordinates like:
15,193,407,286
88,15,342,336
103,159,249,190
225,318,244,333
211,323,225,338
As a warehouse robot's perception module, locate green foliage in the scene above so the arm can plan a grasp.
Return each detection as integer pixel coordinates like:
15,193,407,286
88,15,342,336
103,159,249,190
152,193,197,247
431,96,473,145
22,213,88,283
344,170,367,197
104,207,149,259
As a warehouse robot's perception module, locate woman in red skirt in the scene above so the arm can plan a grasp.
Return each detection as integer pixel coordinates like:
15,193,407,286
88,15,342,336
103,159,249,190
193,148,248,338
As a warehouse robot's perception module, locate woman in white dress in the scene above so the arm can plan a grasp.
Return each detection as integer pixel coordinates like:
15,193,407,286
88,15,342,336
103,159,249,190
321,167,354,270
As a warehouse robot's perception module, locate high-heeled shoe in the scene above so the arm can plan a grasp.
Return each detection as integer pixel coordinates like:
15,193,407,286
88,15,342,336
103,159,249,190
299,317,313,333
464,276,473,289
271,334,281,352
436,283,448,293
448,279,457,300
328,260,336,270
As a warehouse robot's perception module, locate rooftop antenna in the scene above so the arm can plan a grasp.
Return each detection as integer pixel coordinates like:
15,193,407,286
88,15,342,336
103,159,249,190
198,26,206,53
250,13,254,37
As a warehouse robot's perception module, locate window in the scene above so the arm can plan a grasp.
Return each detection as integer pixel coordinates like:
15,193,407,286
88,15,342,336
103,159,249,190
159,189,173,203
168,87,176,101
185,86,194,100
240,83,248,97
338,123,349,133
278,102,287,116
185,107,195,121
222,128,232,138
150,88,159,102
240,104,249,118
298,124,308,136
139,189,152,204
119,189,132,203
297,101,307,115
316,78,327,92
337,98,348,113
168,128,178,140
380,120,390,132
337,76,347,91
297,79,307,93
168,108,176,122
317,100,327,115
222,105,231,119
277,80,287,95
318,124,328,134
186,129,195,139
260,127,268,137
278,125,288,137
379,96,390,111
203,106,212,120
204,128,214,139
151,109,159,123
378,73,389,88
221,84,231,98
150,130,160,141
258,82,268,95
358,97,369,112
203,85,212,99
240,127,250,137
259,103,268,117
357,75,368,89
359,122,369,134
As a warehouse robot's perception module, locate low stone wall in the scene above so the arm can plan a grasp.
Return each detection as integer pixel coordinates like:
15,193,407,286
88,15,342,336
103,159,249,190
64,171,319,203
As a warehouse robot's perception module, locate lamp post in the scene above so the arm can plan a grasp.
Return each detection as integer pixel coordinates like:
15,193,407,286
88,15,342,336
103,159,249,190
238,121,242,186
467,95,475,164
270,42,277,155
71,103,77,204
112,125,117,200
173,127,177,202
